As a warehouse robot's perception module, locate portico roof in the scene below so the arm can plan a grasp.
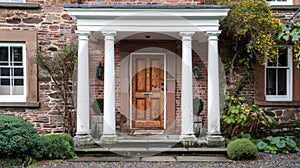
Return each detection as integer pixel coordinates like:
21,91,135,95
64,4,230,33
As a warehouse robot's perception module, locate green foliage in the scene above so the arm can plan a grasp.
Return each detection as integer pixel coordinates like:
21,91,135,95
221,0,282,67
0,115,46,166
193,98,204,116
42,133,77,159
278,21,300,68
92,98,104,115
227,138,258,160
221,95,276,138
35,43,78,136
254,136,300,154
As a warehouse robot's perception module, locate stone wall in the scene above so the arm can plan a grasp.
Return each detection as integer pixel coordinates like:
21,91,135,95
0,0,76,134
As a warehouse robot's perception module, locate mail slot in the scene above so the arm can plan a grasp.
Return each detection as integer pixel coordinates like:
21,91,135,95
143,92,152,96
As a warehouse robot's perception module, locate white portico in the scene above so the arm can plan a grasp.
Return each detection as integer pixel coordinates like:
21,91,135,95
65,4,230,146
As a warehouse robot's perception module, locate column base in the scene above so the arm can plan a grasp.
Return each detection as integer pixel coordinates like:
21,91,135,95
206,133,225,147
99,134,118,144
180,134,197,147
74,134,94,147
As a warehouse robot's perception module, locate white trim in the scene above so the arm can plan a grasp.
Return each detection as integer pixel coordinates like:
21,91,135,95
66,8,230,33
0,0,25,3
266,0,293,5
265,47,293,101
0,42,26,102
129,53,167,129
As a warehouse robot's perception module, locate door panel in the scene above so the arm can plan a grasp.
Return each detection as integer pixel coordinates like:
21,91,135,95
132,54,164,128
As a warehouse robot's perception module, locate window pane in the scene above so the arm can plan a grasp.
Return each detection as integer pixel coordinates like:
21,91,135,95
0,79,10,85
0,85,10,95
0,47,8,66
11,47,23,66
278,48,287,66
266,68,276,95
0,68,10,76
278,69,287,95
13,68,23,76
14,79,23,85
12,85,23,95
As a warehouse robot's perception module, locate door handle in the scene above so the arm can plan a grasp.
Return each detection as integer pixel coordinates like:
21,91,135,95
143,92,152,96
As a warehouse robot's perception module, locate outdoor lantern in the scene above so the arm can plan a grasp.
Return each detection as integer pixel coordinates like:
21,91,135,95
193,65,200,79
96,62,103,80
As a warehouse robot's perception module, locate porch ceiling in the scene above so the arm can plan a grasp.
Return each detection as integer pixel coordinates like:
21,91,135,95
64,4,231,33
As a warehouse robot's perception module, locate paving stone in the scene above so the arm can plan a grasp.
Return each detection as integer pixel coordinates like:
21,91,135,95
68,156,140,162
141,156,176,162
176,156,231,162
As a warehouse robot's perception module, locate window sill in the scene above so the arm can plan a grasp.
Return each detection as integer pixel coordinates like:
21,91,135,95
255,100,300,107
0,2,40,9
0,102,40,108
271,5,300,10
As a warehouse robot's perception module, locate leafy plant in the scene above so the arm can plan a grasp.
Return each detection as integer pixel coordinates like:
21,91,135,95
278,21,300,68
91,98,104,115
254,136,299,154
227,138,258,160
35,43,78,136
42,133,77,159
193,98,204,116
221,95,276,138
0,115,46,167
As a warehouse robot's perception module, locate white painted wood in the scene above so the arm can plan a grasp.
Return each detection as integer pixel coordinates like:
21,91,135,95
180,32,195,136
207,31,221,135
75,31,90,135
102,31,117,135
265,47,293,101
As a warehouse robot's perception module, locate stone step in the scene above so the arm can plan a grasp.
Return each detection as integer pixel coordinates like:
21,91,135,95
68,155,231,162
75,147,227,157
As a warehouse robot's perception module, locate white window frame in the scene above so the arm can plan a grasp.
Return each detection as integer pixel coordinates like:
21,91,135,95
266,0,293,5
0,0,25,3
0,42,26,102
265,46,293,102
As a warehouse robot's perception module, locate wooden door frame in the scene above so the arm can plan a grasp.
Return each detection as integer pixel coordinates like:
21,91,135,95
129,53,167,129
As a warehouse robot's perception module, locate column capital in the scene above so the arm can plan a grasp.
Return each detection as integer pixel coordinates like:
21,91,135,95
75,30,90,40
102,31,117,36
206,30,221,41
179,32,195,41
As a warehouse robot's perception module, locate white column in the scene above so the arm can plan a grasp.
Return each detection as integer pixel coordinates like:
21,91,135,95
75,31,90,136
102,31,117,137
207,31,221,135
180,32,196,141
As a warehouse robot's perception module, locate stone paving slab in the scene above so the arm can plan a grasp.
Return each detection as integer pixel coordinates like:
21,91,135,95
68,156,140,162
141,156,176,162
68,155,231,162
176,156,231,162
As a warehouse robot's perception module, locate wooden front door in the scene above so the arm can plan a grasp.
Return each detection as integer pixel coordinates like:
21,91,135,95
131,54,165,129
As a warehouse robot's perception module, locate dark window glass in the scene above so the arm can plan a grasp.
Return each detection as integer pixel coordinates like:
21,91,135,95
0,68,10,76
0,79,10,85
13,68,23,76
266,68,276,95
277,69,287,95
0,47,8,66
278,48,287,66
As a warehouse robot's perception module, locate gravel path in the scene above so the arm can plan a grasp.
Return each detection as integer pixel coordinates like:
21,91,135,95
34,152,299,168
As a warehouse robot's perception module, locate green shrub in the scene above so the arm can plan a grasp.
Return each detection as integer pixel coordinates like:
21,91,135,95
92,98,104,115
221,95,276,139
0,115,46,166
193,98,204,116
255,136,300,154
42,133,77,159
227,138,258,160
